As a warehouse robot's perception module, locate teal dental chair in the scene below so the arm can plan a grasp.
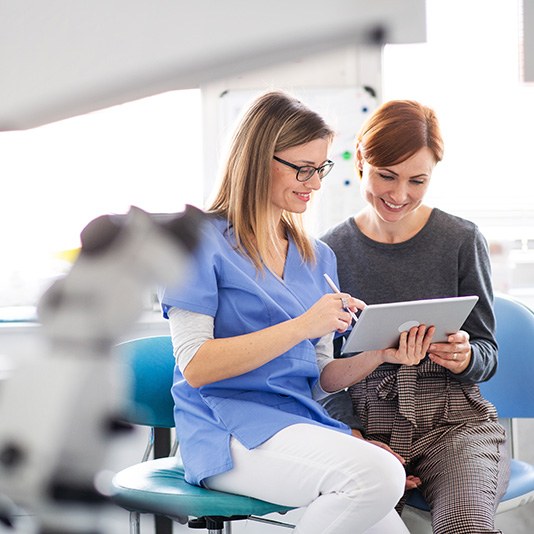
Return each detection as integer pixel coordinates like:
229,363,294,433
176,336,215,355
110,335,295,534
406,294,534,524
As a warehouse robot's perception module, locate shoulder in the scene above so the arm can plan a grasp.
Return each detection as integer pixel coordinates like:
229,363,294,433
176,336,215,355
198,214,227,239
160,216,230,317
312,235,337,264
179,215,235,284
320,218,355,248
432,208,476,231
430,209,489,262
431,208,482,239
194,215,233,254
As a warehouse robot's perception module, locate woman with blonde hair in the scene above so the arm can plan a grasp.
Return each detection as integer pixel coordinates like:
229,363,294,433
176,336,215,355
160,91,431,533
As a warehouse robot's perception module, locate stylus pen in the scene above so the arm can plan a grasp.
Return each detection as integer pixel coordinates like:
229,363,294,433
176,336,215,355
323,273,359,324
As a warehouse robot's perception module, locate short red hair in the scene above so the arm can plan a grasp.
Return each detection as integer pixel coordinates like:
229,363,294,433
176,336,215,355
356,100,444,177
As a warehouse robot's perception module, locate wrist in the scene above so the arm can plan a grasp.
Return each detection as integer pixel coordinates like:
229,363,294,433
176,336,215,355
287,316,309,344
366,349,387,366
454,348,472,374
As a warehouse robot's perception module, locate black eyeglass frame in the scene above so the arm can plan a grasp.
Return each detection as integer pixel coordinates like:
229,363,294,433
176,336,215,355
273,155,335,182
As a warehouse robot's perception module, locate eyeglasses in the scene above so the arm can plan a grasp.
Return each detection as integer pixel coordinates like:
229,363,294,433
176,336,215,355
273,155,335,182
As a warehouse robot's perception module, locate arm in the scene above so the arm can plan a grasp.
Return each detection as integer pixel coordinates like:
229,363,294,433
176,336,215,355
428,227,498,382
320,324,435,392
455,338,498,382
175,292,363,388
316,335,365,429
170,310,363,417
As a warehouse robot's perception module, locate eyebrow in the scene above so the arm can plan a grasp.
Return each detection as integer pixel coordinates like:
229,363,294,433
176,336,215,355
379,168,429,179
299,159,329,166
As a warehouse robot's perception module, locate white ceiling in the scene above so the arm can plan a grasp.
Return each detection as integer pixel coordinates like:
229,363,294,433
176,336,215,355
0,0,426,131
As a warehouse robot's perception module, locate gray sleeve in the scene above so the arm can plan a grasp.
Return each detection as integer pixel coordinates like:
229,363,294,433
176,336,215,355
168,307,213,374
452,227,498,383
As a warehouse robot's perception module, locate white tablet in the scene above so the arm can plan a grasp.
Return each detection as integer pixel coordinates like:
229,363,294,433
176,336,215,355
340,295,479,354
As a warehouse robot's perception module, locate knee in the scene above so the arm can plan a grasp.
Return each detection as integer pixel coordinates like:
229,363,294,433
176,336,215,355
341,444,405,508
366,448,405,504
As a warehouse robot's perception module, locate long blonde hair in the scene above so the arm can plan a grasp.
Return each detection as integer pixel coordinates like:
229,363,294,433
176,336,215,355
209,91,334,270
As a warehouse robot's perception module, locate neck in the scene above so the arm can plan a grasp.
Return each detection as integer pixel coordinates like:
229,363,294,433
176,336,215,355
357,205,432,244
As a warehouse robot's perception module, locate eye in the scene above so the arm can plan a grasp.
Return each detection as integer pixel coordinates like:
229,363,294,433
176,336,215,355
297,166,315,181
318,161,334,178
379,173,395,181
410,178,426,185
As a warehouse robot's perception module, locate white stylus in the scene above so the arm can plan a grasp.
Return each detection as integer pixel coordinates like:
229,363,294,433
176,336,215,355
323,273,359,323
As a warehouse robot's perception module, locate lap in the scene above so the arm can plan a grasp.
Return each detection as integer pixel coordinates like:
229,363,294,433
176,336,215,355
414,421,510,506
206,423,404,508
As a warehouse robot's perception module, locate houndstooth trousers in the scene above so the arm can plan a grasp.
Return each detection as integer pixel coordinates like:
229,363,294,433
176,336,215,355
349,359,511,534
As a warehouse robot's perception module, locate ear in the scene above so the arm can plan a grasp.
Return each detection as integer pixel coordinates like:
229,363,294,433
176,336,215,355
355,146,364,172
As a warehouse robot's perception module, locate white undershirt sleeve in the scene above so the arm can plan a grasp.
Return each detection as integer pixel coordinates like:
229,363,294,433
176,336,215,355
312,332,336,401
168,307,214,374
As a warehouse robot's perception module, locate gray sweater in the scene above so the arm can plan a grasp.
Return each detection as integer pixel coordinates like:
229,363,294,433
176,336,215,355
320,208,497,429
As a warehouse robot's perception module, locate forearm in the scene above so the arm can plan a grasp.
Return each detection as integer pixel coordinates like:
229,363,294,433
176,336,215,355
176,292,359,388
184,317,306,387
320,350,383,392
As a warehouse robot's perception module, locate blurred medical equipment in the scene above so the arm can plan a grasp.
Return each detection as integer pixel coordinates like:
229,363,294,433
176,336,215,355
0,205,203,533
0,1,426,130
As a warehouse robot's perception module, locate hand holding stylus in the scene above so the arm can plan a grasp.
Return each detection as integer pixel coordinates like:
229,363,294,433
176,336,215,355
323,273,360,324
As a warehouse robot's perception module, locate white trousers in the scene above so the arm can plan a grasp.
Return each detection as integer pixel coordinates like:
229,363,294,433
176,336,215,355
205,423,409,534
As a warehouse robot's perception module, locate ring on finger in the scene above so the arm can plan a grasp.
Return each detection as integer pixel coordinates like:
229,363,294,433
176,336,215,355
452,352,458,360
340,297,348,309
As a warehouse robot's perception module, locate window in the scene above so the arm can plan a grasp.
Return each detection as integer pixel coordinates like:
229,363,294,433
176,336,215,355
0,89,202,307
383,0,534,301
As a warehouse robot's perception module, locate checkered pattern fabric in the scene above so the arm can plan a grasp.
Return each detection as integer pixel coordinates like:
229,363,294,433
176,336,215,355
349,359,510,534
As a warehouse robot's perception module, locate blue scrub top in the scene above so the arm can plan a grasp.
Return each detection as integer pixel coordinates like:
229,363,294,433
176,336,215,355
160,216,350,486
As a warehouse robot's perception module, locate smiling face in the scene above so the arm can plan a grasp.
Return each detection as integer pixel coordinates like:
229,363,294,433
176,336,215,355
271,137,329,217
358,146,436,225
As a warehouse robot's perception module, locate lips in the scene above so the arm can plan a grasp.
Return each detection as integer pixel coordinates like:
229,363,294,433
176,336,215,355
294,192,311,202
382,199,404,210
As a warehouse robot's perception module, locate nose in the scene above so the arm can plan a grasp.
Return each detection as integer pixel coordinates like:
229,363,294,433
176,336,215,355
306,171,322,191
387,182,408,203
